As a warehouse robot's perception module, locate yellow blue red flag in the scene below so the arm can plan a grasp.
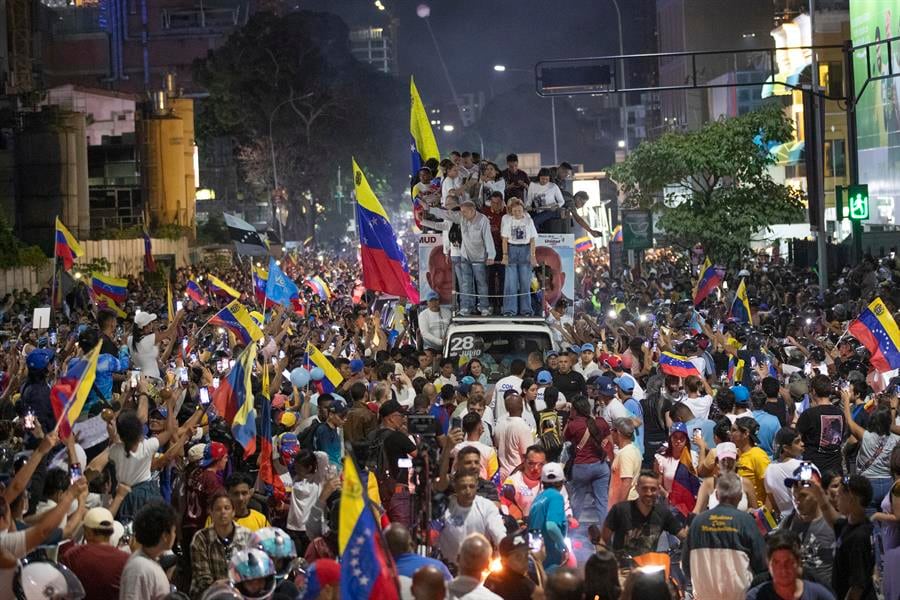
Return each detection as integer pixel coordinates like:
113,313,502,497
55,217,83,271
210,300,263,346
729,278,752,324
849,297,900,372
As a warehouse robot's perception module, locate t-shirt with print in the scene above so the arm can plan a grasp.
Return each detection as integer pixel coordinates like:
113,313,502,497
603,500,682,556
500,214,538,245
183,468,224,531
797,404,845,474
783,514,834,587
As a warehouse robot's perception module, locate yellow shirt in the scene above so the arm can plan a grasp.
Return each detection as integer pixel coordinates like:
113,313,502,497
736,446,770,507
204,509,270,532
610,443,642,503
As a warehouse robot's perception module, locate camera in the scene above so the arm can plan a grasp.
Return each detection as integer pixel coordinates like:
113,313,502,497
408,414,436,436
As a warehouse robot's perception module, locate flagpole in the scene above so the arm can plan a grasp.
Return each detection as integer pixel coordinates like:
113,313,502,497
50,216,60,320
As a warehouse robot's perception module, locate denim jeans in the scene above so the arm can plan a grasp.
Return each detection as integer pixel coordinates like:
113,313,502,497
459,260,489,312
571,460,610,525
503,244,533,316
451,256,463,309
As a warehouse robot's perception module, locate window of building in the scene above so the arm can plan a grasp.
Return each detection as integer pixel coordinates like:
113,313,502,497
824,138,846,178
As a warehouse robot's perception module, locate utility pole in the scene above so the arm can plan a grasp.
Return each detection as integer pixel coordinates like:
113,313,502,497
809,0,828,290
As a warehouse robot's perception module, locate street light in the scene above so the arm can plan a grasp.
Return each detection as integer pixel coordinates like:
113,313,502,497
617,140,626,148
417,4,464,125
493,64,558,164
374,0,385,10
442,124,455,132
493,65,506,72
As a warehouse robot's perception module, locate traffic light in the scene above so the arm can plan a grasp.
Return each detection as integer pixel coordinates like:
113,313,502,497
846,184,869,221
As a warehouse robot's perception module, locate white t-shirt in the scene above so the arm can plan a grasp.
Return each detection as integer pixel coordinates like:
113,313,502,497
525,182,564,212
119,549,170,600
108,437,160,487
602,398,632,423
681,394,714,421
764,458,802,516
128,333,160,379
287,479,321,532
488,375,523,426
494,416,534,481
0,530,27,592
437,497,506,562
500,214,538,245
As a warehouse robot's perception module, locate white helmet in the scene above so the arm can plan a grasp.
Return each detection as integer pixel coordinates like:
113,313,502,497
14,560,85,600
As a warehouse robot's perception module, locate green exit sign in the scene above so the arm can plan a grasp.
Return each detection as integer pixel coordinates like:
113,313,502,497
847,184,869,221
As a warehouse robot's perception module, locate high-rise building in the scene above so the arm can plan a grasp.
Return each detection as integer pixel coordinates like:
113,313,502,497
349,25,397,75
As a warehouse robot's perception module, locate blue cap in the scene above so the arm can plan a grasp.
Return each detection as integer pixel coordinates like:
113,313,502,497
349,359,364,374
580,343,595,353
567,345,581,355
670,422,689,437
331,397,349,415
613,376,635,392
149,406,168,419
731,385,751,404
545,350,559,359
591,375,616,396
425,291,440,302
26,348,54,370
536,370,553,385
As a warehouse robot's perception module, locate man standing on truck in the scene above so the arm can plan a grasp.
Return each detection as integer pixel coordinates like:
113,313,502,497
418,291,450,351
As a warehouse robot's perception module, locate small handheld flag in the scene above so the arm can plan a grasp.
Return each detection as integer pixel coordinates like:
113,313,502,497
306,342,344,394
50,343,101,439
207,275,241,300
693,258,725,306
728,278,752,324
209,300,264,346
659,352,701,378
91,273,128,306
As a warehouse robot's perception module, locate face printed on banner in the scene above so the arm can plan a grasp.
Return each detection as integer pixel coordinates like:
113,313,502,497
426,245,453,305
536,246,565,307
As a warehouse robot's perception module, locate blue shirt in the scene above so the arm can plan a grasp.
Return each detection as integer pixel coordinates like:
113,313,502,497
394,553,452,581
752,409,782,459
313,423,342,465
623,397,644,455
529,487,567,568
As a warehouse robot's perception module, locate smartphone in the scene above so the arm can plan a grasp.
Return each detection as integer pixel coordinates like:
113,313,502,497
397,457,413,469
181,338,188,352
189,352,198,363
693,428,702,437
176,300,184,312
278,350,286,360
229,359,236,369
799,462,813,485
178,367,189,384
528,531,543,553
24,408,35,431
49,329,57,346
451,417,462,430
129,369,141,387
199,387,210,405
212,377,220,389
69,463,82,484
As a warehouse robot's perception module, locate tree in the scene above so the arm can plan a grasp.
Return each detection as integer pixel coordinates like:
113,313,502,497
608,103,805,265
193,10,405,242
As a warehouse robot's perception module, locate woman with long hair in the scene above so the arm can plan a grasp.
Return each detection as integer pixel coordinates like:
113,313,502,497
842,390,898,513
564,395,611,525
641,375,672,468
654,423,699,517
584,549,621,600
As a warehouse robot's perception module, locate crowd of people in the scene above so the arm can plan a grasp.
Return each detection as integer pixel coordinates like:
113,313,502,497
0,148,899,600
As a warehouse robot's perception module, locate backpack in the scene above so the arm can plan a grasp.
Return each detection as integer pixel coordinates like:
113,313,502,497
297,420,322,452
537,410,563,462
364,427,394,480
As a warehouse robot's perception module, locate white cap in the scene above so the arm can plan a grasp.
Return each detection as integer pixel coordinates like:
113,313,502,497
188,443,207,463
716,442,738,461
134,312,158,328
541,462,566,484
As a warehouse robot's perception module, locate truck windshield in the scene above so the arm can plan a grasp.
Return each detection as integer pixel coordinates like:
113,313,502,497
446,331,553,383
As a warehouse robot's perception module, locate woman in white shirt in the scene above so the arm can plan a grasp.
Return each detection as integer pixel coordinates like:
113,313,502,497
441,163,465,207
477,162,506,207
500,198,537,316
525,168,564,231
128,310,182,380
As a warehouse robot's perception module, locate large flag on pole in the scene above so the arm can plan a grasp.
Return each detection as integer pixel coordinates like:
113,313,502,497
224,212,269,256
142,228,156,272
849,297,900,373
728,278,752,324
209,300,264,346
410,76,440,178
91,274,128,306
212,343,258,458
50,343,101,439
54,218,83,271
353,159,420,303
693,258,725,306
265,257,300,309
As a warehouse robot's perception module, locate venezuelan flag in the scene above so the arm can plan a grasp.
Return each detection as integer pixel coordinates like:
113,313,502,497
659,352,701,378
611,225,623,243
410,76,440,180
693,258,725,306
142,229,156,272
752,506,778,536
209,300,263,346
207,274,241,300
668,451,700,519
849,297,900,372
339,456,400,600
93,292,126,318
575,236,592,253
252,265,276,308
256,365,286,500
49,343,101,440
186,279,207,306
729,278,752,324
91,273,127,306
306,276,332,300
54,217,83,271
212,344,258,458
353,158,420,303
306,342,343,394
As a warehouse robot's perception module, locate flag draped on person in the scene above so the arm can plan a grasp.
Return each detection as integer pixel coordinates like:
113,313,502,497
339,456,400,600
668,448,700,519
186,279,208,305
209,300,264,346
265,257,300,309
49,343,101,439
224,212,269,256
693,258,725,306
54,217,83,271
207,275,241,300
142,229,156,272
212,344,258,458
728,278,752,324
849,297,900,372
353,158,420,303
306,342,343,394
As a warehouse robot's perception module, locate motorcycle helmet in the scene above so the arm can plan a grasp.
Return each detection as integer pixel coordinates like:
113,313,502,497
200,582,244,600
229,548,276,599
248,527,297,580
14,560,85,600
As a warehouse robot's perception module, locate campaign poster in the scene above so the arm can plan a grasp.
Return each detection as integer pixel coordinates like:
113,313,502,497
418,232,574,316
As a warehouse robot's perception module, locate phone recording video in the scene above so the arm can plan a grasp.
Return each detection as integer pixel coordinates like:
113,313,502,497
69,463,82,485
199,387,210,405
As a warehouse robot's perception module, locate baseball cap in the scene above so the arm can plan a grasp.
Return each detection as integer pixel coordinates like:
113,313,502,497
425,291,440,302
188,443,206,464
784,462,822,488
715,442,738,461
545,350,559,359
199,441,227,467
669,422,688,437
279,411,298,428
148,406,168,420
541,462,566,484
536,370,553,385
26,348,55,370
603,356,623,370
331,397,349,416
731,385,751,405
499,532,529,557
379,399,406,420
567,345,582,355
83,507,115,530
613,376,635,392
349,359,365,374
460,198,476,207
590,375,616,397
134,311,158,328
788,379,809,398
301,559,341,600
581,343,595,353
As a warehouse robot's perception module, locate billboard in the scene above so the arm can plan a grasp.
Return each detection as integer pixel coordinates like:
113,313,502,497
418,233,575,317
851,0,900,224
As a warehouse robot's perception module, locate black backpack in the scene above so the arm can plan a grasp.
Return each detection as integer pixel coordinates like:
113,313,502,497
364,427,394,480
297,420,322,452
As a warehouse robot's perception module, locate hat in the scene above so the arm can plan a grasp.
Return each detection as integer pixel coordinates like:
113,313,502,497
580,343,595,353
279,411,298,428
148,406,168,420
567,345,581,355
278,433,300,455
716,441,738,461
613,376,635,392
669,422,689,437
541,462,566,484
788,379,809,398
134,311,158,328
301,559,341,600
199,441,227,467
26,348,54,370
612,418,634,437
188,443,206,464
83,507,115,530
349,359,365,374
603,356,623,370
331,397,349,416
545,350,559,359
499,532,529,557
590,375,616,397
731,385,750,405
735,416,760,443
784,462,822,488
536,370,553,385
379,399,406,420
425,291,440,302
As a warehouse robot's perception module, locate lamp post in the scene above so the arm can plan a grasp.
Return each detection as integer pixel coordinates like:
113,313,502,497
417,4,465,125
608,0,628,152
493,64,557,164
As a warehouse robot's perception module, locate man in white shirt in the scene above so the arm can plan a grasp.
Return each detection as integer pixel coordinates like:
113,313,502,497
119,501,178,600
447,533,503,600
418,292,450,350
494,392,535,481
438,472,506,567
487,359,526,427
574,343,600,379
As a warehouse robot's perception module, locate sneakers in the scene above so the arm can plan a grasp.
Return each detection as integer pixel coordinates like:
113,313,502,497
480,308,493,316
459,308,472,316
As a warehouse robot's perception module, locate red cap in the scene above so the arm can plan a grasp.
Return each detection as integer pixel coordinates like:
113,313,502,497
200,441,227,467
